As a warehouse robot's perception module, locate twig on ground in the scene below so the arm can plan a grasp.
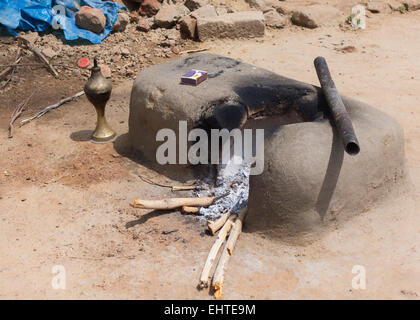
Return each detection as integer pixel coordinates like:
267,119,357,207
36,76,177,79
208,211,233,236
8,89,38,138
130,194,227,210
178,48,209,55
20,91,85,126
198,214,236,289
0,48,22,85
137,173,196,191
23,45,59,78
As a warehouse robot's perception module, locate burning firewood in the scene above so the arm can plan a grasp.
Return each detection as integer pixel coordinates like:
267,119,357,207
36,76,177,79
198,214,236,289
130,194,226,210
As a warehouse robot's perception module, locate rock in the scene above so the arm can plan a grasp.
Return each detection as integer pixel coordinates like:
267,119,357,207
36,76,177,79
245,0,274,9
99,64,112,78
196,11,265,41
403,0,420,10
184,0,209,11
113,11,129,32
138,0,162,17
75,6,106,34
137,17,151,32
367,1,391,13
112,55,121,63
121,47,130,57
191,5,217,19
388,0,405,11
263,9,286,28
291,5,342,29
41,48,57,60
179,15,197,39
154,5,182,28
246,99,406,239
17,32,39,46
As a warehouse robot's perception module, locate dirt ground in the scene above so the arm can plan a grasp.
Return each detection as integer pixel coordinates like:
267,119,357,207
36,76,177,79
0,6,419,299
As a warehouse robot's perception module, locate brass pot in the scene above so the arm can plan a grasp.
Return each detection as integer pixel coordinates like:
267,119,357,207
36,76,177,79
84,58,116,143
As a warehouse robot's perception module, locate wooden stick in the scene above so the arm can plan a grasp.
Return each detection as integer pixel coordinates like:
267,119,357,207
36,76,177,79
0,48,21,82
208,211,233,236
130,194,226,210
178,48,209,55
198,215,236,289
181,206,199,214
25,45,59,78
212,241,231,300
226,207,248,255
138,173,196,191
20,91,85,126
211,207,248,299
172,185,196,191
8,89,38,138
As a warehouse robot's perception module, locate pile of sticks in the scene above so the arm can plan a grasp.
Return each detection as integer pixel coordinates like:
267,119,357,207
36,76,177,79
199,207,248,299
130,192,247,299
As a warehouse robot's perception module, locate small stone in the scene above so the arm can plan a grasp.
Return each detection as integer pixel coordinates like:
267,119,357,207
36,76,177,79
184,0,209,11
291,5,342,29
41,48,57,60
72,69,81,77
138,0,162,17
197,11,265,41
112,55,121,63
126,69,135,77
75,6,106,34
121,47,130,56
171,46,180,54
113,11,130,32
17,32,39,46
179,16,197,39
191,5,217,19
263,10,286,28
154,5,182,28
99,64,112,78
137,18,151,32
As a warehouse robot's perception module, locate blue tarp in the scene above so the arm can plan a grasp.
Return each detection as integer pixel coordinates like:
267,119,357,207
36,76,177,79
0,0,125,44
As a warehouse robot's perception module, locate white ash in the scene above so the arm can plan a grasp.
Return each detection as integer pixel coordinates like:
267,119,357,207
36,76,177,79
195,154,250,221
